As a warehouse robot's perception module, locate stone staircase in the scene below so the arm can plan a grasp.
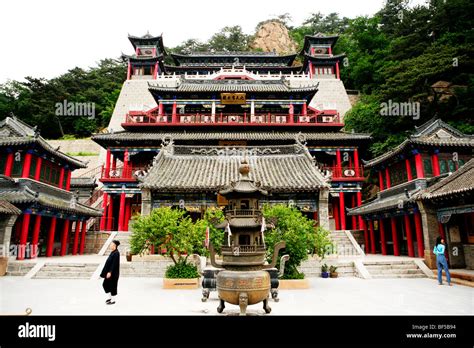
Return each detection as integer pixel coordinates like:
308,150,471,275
364,260,427,278
329,230,361,257
298,259,356,277
120,260,173,277
104,232,132,256
6,262,36,276
33,263,99,279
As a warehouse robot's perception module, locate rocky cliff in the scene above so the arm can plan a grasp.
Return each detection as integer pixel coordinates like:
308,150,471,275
250,21,298,55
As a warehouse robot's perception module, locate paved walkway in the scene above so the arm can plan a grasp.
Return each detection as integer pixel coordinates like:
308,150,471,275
1,277,472,316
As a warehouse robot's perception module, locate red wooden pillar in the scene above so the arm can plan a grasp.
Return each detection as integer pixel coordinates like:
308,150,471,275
171,100,177,124
105,149,111,178
123,149,129,178
65,169,71,191
112,156,117,171
17,212,31,260
385,167,391,189
333,200,340,230
353,149,360,177
414,212,424,257
72,221,81,255
31,215,42,258
288,103,294,124
405,158,413,181
378,170,384,191
336,149,342,178
58,167,65,189
356,191,363,230
46,217,57,257
34,156,42,181
414,152,424,178
100,192,108,231
21,151,33,178
158,102,163,117
391,217,400,256
379,218,387,255
60,219,71,256
339,192,346,230
79,220,87,255
431,151,440,176
4,150,14,176
126,63,131,80
302,103,307,116
363,221,369,253
106,195,114,231
351,195,357,229
369,220,376,254
404,215,415,257
118,191,126,231
124,198,132,231
335,62,340,79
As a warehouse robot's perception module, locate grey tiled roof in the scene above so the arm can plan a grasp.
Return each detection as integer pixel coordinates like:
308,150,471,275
140,144,329,192
364,119,474,168
148,79,319,93
70,177,97,188
0,117,87,169
0,177,102,217
0,200,21,215
92,131,371,144
417,158,474,200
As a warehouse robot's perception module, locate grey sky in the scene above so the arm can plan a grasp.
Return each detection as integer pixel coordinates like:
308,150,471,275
0,0,426,83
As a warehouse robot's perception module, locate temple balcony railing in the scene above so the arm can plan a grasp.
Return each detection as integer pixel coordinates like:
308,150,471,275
226,209,261,217
221,245,266,254
322,166,365,181
99,165,148,183
123,111,342,127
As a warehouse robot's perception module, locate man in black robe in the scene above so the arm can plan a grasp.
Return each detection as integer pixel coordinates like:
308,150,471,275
100,240,120,305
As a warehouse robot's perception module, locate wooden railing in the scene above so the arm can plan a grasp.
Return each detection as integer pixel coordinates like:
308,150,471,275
100,166,148,181
322,166,365,180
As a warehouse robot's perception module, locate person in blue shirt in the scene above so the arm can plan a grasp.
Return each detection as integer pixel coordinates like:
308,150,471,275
433,237,452,286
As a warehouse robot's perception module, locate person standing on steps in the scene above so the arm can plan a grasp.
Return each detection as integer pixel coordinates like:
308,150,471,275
433,237,452,286
100,240,121,304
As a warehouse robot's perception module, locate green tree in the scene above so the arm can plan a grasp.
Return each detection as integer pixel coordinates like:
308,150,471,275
191,208,225,257
208,26,251,52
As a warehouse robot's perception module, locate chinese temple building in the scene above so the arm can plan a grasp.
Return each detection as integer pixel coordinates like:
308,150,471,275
92,32,370,233
348,118,474,267
0,117,102,259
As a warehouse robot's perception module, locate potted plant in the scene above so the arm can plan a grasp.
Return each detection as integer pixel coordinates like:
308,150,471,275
263,204,329,289
329,265,339,278
321,263,329,278
125,250,132,262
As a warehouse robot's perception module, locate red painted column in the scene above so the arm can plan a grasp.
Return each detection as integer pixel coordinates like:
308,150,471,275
404,215,415,257
21,151,33,178
123,149,129,178
105,149,111,178
46,217,57,257
414,152,424,178
72,221,81,255
414,212,424,257
353,149,360,177
118,191,126,231
302,103,307,116
339,192,346,230
336,149,342,178
34,156,42,180
405,158,413,181
356,191,363,230
60,219,71,256
333,201,340,230
171,100,177,124
112,156,117,171
153,62,158,79
106,195,114,231
31,215,42,258
335,62,340,79
100,192,108,231
58,167,65,189
65,169,71,191
124,198,131,231
385,167,391,189
4,150,14,176
17,212,31,260
79,220,87,255
158,102,163,117
369,220,376,254
379,218,387,255
431,152,440,176
363,221,369,253
391,217,400,256
127,63,131,80
288,103,294,124
378,170,384,191
351,195,357,229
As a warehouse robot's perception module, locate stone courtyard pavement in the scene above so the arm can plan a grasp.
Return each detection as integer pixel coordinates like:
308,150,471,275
0,277,472,316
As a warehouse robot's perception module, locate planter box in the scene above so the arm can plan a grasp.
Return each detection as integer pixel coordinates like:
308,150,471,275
0,257,8,276
278,278,310,289
163,278,200,289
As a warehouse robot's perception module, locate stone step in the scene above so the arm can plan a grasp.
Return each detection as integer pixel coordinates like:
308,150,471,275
365,264,420,270
372,274,426,279
34,272,93,278
38,266,98,272
367,269,425,275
